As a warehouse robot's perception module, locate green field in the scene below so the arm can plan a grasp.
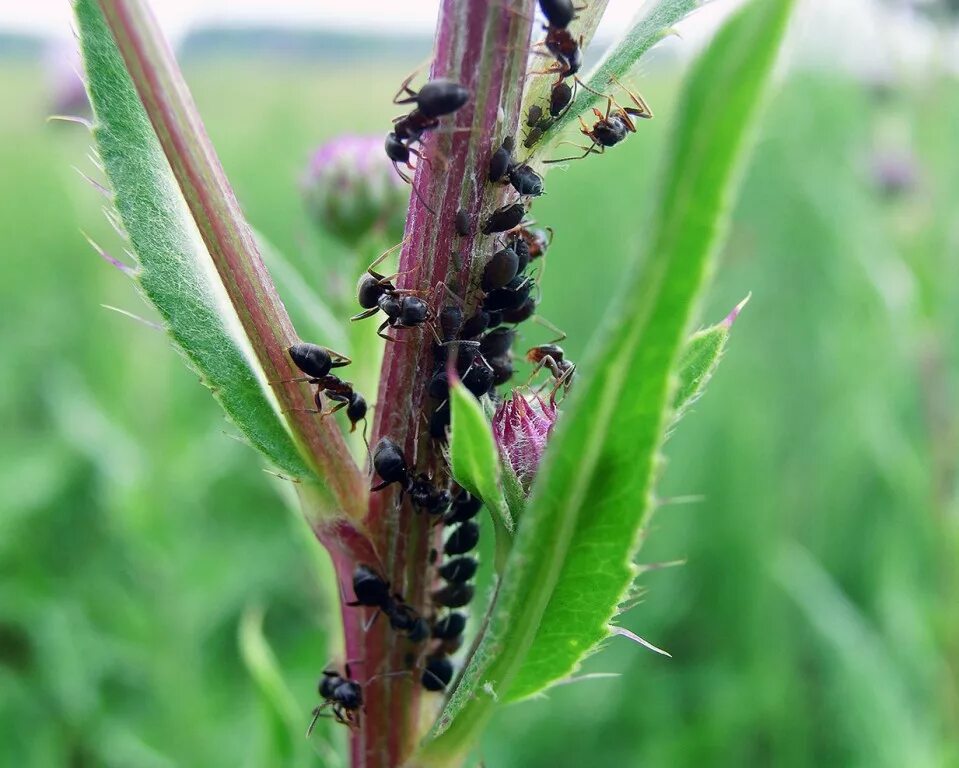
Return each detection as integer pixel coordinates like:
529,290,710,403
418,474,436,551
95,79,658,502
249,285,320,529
1,47,957,767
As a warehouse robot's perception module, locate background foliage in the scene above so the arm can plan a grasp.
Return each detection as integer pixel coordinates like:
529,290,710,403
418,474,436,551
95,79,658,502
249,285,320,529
1,13,957,767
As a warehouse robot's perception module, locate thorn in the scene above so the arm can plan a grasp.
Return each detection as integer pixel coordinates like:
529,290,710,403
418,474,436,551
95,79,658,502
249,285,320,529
610,626,672,658
636,557,688,574
722,292,752,328
263,468,300,483
100,304,162,330
550,672,622,689
655,494,706,508
102,207,129,240
46,114,92,129
81,230,135,275
73,166,110,198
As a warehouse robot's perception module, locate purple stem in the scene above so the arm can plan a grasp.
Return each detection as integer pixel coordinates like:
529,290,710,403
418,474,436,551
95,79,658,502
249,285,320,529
357,1,535,766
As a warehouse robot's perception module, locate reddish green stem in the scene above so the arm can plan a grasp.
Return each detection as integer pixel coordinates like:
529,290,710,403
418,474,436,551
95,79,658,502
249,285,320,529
96,0,365,520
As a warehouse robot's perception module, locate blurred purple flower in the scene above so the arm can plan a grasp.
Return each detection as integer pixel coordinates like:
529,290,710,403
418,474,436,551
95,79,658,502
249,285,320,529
492,391,559,493
302,135,409,247
870,147,919,199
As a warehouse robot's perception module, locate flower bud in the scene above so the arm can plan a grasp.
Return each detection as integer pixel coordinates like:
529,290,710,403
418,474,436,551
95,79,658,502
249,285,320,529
492,391,558,493
301,135,408,247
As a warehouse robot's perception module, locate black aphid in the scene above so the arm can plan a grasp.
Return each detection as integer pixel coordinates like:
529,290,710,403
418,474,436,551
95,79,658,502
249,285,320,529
483,203,526,234
439,556,479,583
444,521,481,556
433,582,476,609
421,654,454,691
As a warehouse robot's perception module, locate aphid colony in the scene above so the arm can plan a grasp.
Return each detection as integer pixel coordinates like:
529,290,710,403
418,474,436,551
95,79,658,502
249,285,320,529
293,0,653,733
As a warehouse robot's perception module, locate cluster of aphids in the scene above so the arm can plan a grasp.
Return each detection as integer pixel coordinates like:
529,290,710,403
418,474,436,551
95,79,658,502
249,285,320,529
522,0,583,150
370,438,481,686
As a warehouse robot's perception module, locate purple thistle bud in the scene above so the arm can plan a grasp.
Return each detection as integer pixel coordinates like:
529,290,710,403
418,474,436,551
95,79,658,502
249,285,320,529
301,135,409,247
492,391,559,493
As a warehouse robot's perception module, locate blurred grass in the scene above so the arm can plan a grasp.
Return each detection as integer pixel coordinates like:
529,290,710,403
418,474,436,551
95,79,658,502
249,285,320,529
0,42,957,768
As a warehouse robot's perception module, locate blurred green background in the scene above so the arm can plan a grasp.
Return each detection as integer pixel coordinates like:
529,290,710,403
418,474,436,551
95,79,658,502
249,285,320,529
1,10,958,768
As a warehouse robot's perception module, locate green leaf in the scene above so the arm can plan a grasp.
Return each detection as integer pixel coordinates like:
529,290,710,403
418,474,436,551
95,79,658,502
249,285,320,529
532,0,700,155
448,381,514,563
418,0,794,760
74,0,313,480
238,603,335,768
672,294,749,419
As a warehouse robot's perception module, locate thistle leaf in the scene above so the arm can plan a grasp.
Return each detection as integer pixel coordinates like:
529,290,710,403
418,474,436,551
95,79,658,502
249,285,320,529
418,0,795,758
672,294,750,420
75,0,314,481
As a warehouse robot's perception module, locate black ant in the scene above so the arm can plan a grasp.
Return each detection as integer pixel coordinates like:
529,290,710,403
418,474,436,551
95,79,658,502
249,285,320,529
347,564,428,641
352,243,433,341
527,343,575,393
308,665,363,732
286,344,366,432
299,377,367,433
409,473,453,517
371,437,410,492
544,76,653,163
288,342,351,381
386,75,469,212
511,224,553,262
540,0,579,29
536,0,585,78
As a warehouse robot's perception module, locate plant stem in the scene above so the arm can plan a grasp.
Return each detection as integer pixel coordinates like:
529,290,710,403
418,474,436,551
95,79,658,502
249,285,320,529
356,1,534,766
96,0,365,520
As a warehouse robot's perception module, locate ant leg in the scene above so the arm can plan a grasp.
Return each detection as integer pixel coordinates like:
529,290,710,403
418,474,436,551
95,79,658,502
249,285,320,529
366,238,408,276
350,306,381,322
609,73,654,119
361,608,381,633
327,349,353,367
321,400,348,418
525,355,558,387
543,143,603,164
530,315,567,343
377,320,403,343
391,71,420,105
269,375,318,386
307,702,331,737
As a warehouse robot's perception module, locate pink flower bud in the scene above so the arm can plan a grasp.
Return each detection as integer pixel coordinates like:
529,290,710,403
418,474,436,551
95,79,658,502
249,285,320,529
492,391,559,493
301,135,408,247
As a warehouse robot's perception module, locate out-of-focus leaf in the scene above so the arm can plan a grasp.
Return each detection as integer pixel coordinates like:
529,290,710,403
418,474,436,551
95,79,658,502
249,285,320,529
74,0,313,479
238,604,321,768
418,0,794,759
